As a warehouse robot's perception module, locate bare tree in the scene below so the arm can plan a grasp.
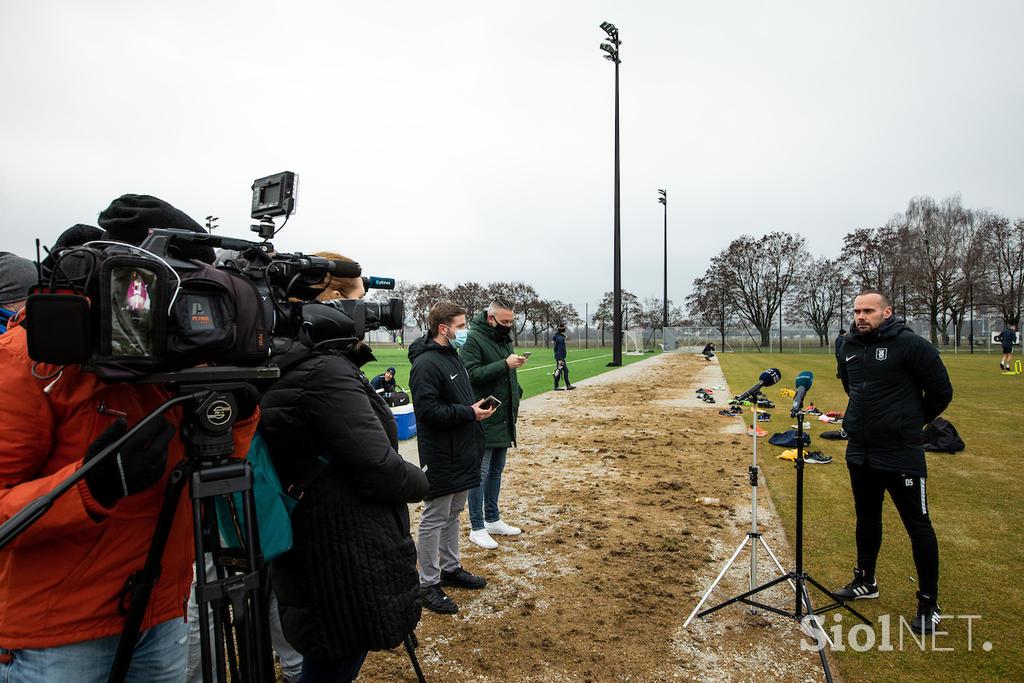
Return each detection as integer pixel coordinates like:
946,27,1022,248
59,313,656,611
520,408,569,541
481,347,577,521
486,281,538,344
983,214,1024,326
449,281,490,322
787,257,848,346
719,232,808,347
409,283,451,334
592,290,639,346
686,255,736,350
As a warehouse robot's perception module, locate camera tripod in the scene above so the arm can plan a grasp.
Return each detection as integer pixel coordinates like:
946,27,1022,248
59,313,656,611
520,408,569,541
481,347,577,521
683,395,871,683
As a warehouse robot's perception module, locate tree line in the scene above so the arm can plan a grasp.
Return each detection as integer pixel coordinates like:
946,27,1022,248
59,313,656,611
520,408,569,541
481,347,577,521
685,194,1024,349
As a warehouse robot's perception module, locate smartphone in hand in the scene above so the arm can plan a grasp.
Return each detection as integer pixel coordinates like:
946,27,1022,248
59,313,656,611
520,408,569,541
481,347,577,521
480,395,503,410
522,352,532,359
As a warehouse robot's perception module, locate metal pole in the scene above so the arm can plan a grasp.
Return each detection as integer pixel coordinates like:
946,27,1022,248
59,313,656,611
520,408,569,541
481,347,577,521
586,303,589,349
970,283,974,354
611,41,622,366
779,300,783,353
663,191,668,328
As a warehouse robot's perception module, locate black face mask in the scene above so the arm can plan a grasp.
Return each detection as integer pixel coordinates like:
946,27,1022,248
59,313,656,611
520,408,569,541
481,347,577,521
493,321,513,339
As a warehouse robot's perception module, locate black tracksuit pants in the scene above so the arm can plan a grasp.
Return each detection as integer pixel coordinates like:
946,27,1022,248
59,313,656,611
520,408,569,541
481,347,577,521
554,359,570,387
848,461,939,596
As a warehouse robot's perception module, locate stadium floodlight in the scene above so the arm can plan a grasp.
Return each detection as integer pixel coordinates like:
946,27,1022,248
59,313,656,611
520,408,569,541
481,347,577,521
658,189,668,328
600,21,622,366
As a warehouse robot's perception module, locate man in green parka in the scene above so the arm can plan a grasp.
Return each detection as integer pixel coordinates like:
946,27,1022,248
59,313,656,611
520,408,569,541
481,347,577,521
461,297,527,549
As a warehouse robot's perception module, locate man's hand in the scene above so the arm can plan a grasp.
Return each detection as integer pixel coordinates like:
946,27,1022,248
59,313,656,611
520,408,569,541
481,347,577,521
505,354,527,369
84,417,176,508
471,399,497,421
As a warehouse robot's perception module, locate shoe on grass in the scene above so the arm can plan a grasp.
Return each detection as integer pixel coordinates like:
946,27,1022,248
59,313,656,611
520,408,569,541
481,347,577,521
440,566,487,590
909,591,941,636
803,451,833,464
554,387,565,391
468,529,498,549
832,568,878,601
485,519,522,536
421,584,458,614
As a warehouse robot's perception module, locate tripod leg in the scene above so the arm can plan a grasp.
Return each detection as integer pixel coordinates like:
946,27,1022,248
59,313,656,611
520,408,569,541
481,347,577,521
683,534,753,628
755,536,797,592
404,633,427,683
107,466,190,683
800,583,834,683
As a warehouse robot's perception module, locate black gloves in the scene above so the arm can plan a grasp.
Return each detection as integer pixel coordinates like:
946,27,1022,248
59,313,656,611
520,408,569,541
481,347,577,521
233,384,261,421
84,417,176,508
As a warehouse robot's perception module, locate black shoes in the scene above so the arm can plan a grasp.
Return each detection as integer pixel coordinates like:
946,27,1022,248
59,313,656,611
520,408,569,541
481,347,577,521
554,386,565,391
566,385,576,390
421,584,458,614
832,568,879,601
441,566,487,589
909,591,941,635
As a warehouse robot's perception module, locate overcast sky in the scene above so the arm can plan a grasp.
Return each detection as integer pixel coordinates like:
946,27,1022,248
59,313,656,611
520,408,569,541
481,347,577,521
2,1,1022,318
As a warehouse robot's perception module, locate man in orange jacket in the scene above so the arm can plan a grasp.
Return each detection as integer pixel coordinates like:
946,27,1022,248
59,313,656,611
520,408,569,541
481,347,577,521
0,215,259,681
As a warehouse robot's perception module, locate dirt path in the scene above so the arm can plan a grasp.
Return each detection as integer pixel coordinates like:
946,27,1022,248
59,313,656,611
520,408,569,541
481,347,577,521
359,352,832,682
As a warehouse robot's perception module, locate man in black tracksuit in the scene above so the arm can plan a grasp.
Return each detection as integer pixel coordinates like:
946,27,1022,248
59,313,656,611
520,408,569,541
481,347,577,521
409,302,495,614
833,290,953,636
552,324,574,390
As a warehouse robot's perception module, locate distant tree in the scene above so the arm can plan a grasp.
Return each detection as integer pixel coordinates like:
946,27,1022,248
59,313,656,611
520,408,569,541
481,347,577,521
686,256,735,350
410,283,451,334
486,281,539,344
982,213,1024,326
449,281,490,322
787,257,848,346
592,290,639,346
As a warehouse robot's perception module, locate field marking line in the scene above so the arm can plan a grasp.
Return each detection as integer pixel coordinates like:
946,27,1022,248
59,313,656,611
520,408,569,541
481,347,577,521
517,353,613,373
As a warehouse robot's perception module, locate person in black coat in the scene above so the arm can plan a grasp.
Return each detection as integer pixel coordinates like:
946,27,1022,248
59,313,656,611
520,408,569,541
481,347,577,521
370,366,397,394
552,324,575,390
260,266,429,682
408,301,495,615
832,289,953,637
997,323,1017,371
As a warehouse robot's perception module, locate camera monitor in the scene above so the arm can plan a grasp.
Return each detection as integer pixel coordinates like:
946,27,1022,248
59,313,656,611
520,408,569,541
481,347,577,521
251,172,298,219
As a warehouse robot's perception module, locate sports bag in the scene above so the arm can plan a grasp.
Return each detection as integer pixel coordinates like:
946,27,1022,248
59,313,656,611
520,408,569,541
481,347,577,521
922,417,965,453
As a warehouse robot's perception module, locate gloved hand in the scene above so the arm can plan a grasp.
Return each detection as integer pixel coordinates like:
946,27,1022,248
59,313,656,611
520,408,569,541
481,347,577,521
233,384,261,421
84,417,176,508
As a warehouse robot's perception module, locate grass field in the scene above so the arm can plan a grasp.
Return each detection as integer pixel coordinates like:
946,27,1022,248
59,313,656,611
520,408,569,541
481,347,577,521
363,344,659,400
717,352,1023,682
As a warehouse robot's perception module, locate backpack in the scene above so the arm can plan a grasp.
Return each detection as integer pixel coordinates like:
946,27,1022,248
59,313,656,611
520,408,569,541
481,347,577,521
922,417,965,453
215,431,297,561
769,429,811,448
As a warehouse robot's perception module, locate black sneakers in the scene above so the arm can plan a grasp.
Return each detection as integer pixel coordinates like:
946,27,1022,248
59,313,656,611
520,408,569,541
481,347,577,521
803,451,833,464
440,566,487,589
909,591,941,635
421,584,458,614
832,568,879,601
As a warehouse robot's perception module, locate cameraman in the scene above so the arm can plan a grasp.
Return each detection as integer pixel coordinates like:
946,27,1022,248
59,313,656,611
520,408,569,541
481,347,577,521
0,252,36,334
0,209,259,682
261,252,428,682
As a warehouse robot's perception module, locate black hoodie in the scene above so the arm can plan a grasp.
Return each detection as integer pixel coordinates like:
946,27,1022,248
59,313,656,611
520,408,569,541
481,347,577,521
408,334,486,499
838,317,953,476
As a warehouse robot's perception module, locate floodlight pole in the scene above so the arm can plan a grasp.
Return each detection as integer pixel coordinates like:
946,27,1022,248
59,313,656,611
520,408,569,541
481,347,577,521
601,21,623,366
659,189,668,329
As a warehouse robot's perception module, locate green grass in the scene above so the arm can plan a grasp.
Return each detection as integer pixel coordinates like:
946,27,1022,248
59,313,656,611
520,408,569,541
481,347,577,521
717,352,1023,682
363,344,659,400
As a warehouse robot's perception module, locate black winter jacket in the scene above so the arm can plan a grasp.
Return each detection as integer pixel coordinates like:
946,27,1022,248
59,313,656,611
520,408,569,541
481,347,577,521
838,318,953,476
553,332,567,360
408,335,485,499
260,342,429,661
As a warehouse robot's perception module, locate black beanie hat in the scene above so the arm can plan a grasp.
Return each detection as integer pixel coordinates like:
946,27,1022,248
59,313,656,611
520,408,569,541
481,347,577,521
98,194,216,264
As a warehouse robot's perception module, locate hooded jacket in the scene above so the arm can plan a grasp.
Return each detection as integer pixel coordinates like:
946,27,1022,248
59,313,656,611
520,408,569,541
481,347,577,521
260,342,428,661
408,335,485,499
0,320,258,650
460,311,523,448
552,331,567,361
838,317,953,476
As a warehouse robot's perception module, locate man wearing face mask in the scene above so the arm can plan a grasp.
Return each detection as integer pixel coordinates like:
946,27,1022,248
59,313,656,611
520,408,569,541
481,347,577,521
461,297,527,549
408,301,496,614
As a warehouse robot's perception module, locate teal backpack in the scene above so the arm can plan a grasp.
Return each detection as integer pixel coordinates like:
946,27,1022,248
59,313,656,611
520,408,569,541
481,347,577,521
215,431,298,562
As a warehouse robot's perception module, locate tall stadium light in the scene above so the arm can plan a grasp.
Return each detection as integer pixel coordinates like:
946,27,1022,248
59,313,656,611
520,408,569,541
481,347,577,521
600,20,622,366
658,189,668,329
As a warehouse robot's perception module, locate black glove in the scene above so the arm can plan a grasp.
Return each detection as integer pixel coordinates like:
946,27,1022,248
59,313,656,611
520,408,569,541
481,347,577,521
233,384,261,421
84,417,176,508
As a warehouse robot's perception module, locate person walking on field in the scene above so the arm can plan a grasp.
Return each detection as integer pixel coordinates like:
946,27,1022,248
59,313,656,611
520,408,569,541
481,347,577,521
997,323,1017,371
461,297,527,550
552,323,575,390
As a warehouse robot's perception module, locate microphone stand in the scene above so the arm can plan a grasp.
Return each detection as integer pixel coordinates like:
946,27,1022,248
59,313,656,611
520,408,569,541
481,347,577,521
686,396,872,683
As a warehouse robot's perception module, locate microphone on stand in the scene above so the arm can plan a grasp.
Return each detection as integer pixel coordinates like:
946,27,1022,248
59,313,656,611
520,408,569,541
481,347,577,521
790,371,814,417
733,368,782,403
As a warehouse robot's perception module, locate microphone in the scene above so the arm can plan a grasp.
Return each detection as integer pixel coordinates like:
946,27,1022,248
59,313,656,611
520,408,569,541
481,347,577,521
734,368,782,403
791,371,814,417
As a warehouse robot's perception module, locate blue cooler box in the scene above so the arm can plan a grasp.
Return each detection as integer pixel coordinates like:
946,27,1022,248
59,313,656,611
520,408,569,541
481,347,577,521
391,405,417,440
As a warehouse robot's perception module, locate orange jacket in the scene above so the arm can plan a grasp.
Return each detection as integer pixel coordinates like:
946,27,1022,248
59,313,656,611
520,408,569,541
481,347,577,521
0,321,259,649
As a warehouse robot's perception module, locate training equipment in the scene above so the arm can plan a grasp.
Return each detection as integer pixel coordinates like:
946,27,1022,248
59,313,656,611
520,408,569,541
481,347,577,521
922,418,965,453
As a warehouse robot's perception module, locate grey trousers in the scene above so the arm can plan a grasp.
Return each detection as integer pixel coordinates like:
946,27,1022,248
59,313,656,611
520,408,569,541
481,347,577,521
417,490,469,587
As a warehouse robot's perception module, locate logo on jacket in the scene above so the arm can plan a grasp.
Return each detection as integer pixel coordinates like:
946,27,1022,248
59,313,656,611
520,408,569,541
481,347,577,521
450,373,459,380
875,348,888,361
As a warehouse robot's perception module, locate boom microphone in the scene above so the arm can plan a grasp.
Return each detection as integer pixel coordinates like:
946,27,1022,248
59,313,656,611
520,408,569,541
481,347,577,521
734,368,782,403
790,371,814,417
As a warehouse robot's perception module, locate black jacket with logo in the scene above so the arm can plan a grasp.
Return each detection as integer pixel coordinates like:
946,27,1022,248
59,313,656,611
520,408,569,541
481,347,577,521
408,335,486,499
838,318,953,476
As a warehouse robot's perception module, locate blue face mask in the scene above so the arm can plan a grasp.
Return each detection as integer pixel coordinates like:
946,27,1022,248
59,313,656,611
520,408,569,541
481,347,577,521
450,329,469,349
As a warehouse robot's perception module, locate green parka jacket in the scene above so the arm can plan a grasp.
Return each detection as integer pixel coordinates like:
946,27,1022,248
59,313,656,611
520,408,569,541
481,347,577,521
461,311,523,448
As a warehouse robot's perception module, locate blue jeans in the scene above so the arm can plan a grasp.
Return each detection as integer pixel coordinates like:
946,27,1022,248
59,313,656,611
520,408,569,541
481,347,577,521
0,618,187,683
467,447,508,531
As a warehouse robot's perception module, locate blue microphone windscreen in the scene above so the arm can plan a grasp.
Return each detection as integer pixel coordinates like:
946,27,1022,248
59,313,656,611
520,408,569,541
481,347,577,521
795,371,814,388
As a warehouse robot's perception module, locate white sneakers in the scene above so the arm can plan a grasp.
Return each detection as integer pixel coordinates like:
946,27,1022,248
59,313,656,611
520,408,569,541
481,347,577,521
468,520,522,549
468,529,498,549
485,519,522,536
